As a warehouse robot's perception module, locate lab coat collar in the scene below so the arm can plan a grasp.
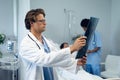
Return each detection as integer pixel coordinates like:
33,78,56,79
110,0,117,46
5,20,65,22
28,32,47,43
28,32,49,48
28,32,41,42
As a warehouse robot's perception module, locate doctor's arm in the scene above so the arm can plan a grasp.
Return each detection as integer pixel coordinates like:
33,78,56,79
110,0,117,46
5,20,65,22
19,36,86,68
87,47,100,53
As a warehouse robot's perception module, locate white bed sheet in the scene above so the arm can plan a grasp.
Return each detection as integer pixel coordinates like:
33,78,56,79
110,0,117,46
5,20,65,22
56,67,104,80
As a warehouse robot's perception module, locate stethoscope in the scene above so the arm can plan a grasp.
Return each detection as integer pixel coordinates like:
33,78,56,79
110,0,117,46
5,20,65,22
28,34,41,50
28,34,50,51
92,33,96,45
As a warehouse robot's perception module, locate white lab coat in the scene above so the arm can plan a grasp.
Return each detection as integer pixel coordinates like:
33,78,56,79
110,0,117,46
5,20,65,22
19,32,77,80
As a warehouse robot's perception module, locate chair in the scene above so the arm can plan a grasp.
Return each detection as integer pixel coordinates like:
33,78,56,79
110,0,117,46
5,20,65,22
101,55,120,78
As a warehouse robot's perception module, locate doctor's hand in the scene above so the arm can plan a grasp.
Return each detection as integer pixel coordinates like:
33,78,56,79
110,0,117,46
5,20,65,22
77,56,87,66
70,36,86,53
87,50,92,53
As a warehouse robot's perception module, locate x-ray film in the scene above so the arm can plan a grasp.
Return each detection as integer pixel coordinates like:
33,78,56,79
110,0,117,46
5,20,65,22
76,17,99,59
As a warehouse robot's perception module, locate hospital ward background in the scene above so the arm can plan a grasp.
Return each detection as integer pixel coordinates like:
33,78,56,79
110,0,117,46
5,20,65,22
0,0,120,80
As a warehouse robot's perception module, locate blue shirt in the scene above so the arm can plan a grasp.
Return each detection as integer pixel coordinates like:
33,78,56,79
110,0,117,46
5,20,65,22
86,31,102,64
42,37,54,80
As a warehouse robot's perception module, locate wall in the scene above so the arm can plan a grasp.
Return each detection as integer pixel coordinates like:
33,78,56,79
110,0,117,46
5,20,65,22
111,0,120,55
0,0,13,36
30,0,111,61
0,0,15,54
17,0,30,47
17,0,30,80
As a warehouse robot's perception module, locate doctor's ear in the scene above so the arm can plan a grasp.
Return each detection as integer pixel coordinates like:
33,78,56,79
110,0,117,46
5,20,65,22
30,19,36,24
30,21,35,25
30,22,34,24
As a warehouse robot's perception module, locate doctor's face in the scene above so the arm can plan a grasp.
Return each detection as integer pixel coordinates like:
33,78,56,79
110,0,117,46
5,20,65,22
32,14,46,33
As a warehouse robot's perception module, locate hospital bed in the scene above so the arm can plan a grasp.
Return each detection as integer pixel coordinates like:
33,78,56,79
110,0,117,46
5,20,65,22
56,67,120,80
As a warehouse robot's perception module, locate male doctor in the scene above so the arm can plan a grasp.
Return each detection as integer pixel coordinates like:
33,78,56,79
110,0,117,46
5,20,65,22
19,8,87,80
